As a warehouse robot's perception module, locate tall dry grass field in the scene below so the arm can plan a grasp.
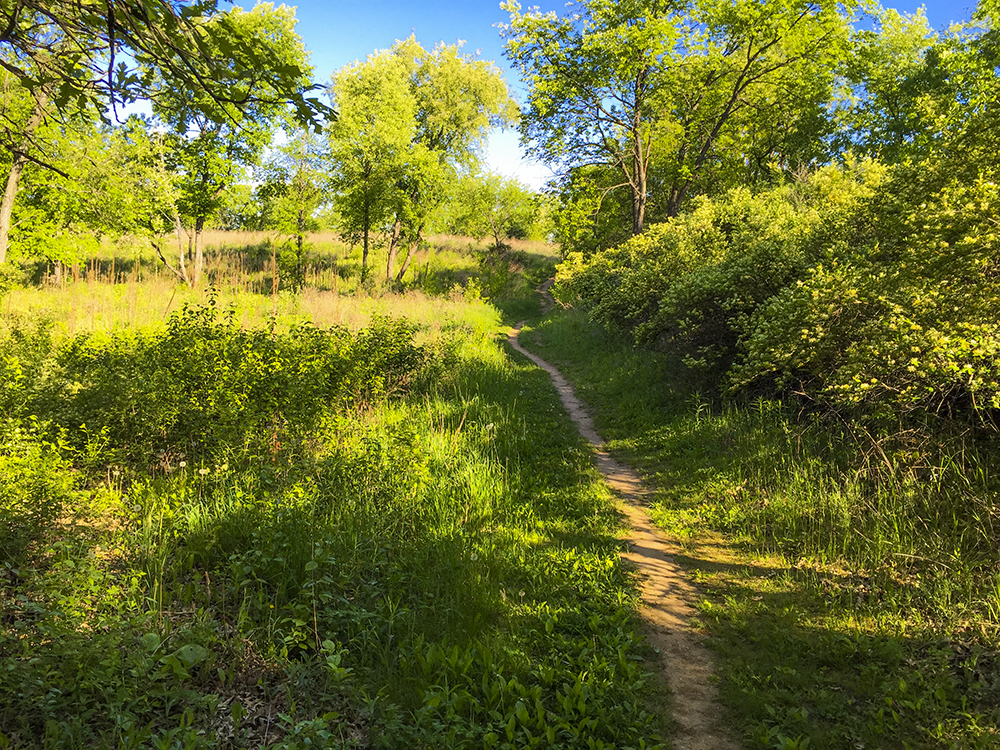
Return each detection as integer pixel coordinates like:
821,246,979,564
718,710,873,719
3,231,558,337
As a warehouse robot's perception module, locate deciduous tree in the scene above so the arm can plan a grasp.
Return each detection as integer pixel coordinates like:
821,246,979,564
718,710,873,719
832,7,938,162
328,48,415,279
330,37,516,282
0,0,330,266
442,172,539,249
148,3,313,287
256,130,328,286
503,0,852,235
388,38,517,282
0,0,331,127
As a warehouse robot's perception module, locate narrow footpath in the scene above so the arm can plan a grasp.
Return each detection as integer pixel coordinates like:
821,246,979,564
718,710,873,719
507,281,740,750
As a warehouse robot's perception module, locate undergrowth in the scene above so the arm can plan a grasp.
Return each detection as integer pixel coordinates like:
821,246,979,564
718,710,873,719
0,300,663,749
519,307,1000,750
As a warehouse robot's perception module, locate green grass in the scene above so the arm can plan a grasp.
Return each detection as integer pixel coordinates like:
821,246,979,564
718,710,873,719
0,275,664,748
518,307,1000,750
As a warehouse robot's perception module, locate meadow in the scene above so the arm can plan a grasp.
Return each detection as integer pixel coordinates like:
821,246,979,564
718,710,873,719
0,234,667,749
2,232,551,335
10,228,998,750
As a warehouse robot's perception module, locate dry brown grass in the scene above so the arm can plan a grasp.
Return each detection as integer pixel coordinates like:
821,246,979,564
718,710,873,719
2,230,556,339
2,270,500,340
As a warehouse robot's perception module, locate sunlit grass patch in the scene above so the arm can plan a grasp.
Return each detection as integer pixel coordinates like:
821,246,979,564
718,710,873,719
1,230,555,338
1,277,503,342
0,292,664,748
520,306,1000,750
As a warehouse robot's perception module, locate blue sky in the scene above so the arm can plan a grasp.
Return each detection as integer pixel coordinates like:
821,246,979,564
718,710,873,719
242,0,981,189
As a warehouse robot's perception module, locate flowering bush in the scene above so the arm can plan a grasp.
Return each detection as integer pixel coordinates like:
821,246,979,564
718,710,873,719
735,170,1000,428
557,150,1000,430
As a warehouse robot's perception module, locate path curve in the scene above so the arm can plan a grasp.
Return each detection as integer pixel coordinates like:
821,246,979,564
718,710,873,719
507,281,740,750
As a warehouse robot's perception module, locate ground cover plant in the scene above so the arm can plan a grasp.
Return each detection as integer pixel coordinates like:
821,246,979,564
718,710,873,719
0,264,664,748
518,308,1000,750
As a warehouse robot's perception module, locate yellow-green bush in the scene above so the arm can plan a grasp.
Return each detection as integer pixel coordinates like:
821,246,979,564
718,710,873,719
557,160,886,380
735,168,1000,429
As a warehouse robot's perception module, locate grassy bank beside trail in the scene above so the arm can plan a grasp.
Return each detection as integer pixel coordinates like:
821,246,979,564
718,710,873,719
0,291,664,748
519,308,1000,750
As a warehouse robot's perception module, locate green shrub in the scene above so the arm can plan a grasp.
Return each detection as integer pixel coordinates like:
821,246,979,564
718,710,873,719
557,161,886,381
0,420,77,569
18,302,429,470
735,168,1000,430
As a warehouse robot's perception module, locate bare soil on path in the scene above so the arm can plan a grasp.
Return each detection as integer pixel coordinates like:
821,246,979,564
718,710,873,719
507,281,740,750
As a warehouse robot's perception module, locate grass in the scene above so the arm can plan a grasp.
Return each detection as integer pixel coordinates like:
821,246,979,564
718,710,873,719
4,231,558,336
0,245,661,749
518,306,1000,750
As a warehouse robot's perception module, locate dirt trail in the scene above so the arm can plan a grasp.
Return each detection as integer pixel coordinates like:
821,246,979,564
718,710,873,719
508,281,740,750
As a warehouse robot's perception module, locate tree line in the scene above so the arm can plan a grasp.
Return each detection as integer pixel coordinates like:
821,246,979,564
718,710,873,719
0,1,547,289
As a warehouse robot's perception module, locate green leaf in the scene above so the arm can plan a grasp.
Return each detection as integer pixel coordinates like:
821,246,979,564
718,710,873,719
174,643,209,668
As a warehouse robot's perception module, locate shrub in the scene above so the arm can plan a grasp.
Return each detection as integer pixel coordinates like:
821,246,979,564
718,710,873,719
0,420,77,569
20,303,429,470
557,160,886,381
734,170,1000,429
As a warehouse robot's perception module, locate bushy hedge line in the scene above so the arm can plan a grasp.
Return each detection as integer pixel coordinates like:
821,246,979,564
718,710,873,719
557,156,1000,430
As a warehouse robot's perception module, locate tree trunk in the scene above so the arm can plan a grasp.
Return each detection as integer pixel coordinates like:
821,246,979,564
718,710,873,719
665,183,688,218
0,92,49,264
631,164,647,233
153,240,189,283
172,212,191,285
0,155,28,266
490,212,504,251
361,194,370,279
396,222,425,283
193,215,205,287
395,239,420,283
296,206,305,288
386,216,402,281
630,69,649,235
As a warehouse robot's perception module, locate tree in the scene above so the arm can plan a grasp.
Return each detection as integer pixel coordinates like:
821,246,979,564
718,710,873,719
832,7,939,162
442,172,540,249
330,37,517,283
217,183,266,231
8,115,179,278
502,0,675,235
328,48,415,279
148,3,313,287
0,60,62,264
0,0,331,266
387,37,517,282
255,130,328,286
0,1,332,127
503,0,852,234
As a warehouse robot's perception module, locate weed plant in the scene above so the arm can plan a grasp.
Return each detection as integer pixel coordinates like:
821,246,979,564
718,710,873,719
519,307,1000,750
0,294,663,747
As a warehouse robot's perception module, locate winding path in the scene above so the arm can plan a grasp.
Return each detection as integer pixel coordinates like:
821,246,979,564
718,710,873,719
507,281,740,750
